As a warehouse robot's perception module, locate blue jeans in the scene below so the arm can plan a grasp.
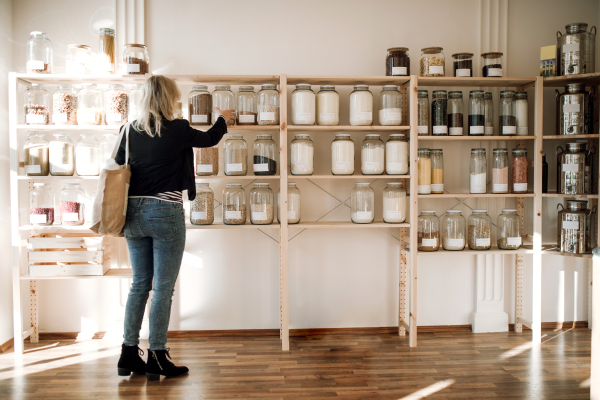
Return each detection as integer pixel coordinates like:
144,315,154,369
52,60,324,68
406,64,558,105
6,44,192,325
122,198,186,351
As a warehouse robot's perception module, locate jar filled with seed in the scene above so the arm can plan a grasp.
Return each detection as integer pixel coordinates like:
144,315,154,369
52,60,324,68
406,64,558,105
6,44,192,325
78,84,103,125
467,210,492,250
420,47,445,77
253,134,277,175
49,133,74,176
212,85,236,125
66,44,93,74
104,84,128,125
448,91,464,136
223,183,246,225
128,84,143,122
418,90,430,135
441,210,466,251
484,92,494,135
386,47,410,76
499,90,516,135
60,183,86,225
30,183,54,226
512,148,528,194
223,134,247,176
123,44,149,75
418,210,440,251
188,85,211,126
237,86,257,125
24,133,49,176
52,85,77,125
190,183,214,225
26,31,52,74
250,183,274,225
196,146,219,176
24,84,50,125
257,84,280,125
431,90,448,135
75,134,100,176
497,209,521,249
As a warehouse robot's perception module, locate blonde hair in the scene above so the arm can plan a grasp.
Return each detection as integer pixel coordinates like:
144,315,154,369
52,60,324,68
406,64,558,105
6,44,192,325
133,75,181,137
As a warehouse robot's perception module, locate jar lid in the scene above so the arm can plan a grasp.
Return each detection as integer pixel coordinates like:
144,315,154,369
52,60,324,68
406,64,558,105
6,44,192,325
33,182,48,187
52,133,70,138
469,90,484,96
418,90,429,97
448,91,463,98
472,209,488,213
56,84,72,90
500,90,515,98
227,133,244,139
515,91,528,99
124,43,147,49
215,84,231,90
30,31,48,39
67,44,90,50
27,132,45,137
81,83,98,89
226,183,242,187
420,210,436,214
294,134,311,139
501,209,517,212
80,133,98,139
355,182,371,187
512,148,527,155
99,28,115,35
288,183,297,186
432,89,447,95
493,148,508,153
365,134,381,139
481,52,503,58
335,133,351,138
353,85,370,89
387,47,409,52
430,149,443,154
565,83,586,92
103,132,117,138
320,85,336,90
565,22,588,34
421,47,443,53
446,210,462,213
239,85,254,91
566,199,588,210
296,84,312,89
27,84,45,90
418,148,430,155
63,183,81,188
382,85,399,90
452,52,474,59
108,84,125,90
567,142,587,152
254,183,270,187
484,92,493,99
131,84,143,90
389,134,406,139
471,148,486,153
257,134,272,139
261,84,278,90
191,85,208,91
387,182,404,187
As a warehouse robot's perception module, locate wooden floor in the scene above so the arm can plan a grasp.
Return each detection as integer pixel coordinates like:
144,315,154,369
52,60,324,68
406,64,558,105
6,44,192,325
0,328,592,399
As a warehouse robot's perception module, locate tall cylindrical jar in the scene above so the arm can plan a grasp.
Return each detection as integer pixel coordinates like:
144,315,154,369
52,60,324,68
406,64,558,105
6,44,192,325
30,183,54,226
383,182,406,223
349,85,373,126
24,133,49,176
257,84,280,125
24,84,50,125
212,85,236,125
441,210,466,251
484,92,494,135
514,91,529,136
470,148,487,194
499,90,516,135
482,52,503,77
331,134,355,175
98,28,116,74
497,209,522,249
386,47,410,76
189,85,212,126
418,148,431,194
316,85,339,126
385,134,409,175
448,91,464,136
560,142,587,194
468,90,485,136
431,90,448,135
78,84,103,125
418,90,430,135
49,134,74,176
278,183,301,224
418,211,440,251
236,86,257,125
512,148,528,194
66,44,93,74
223,183,246,225
53,85,77,125
122,44,149,75
223,134,247,176
60,183,85,226
361,134,385,175
557,200,588,254
350,183,375,224
253,134,277,175
430,149,444,194
26,31,52,73
104,84,128,126
557,23,596,76
492,148,509,193
249,183,274,225
379,85,402,126
420,47,445,76
291,84,316,125
290,134,314,175
75,134,100,176
190,183,214,225
100,133,118,165
196,146,218,176
557,84,590,135
128,84,143,122
468,210,492,250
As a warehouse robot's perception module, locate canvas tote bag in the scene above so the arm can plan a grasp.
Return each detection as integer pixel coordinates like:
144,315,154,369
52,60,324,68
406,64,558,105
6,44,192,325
89,123,131,236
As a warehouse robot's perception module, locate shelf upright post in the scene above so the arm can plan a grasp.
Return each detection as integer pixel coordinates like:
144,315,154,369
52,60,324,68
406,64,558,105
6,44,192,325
279,75,290,351
399,226,407,336
532,77,544,343
409,75,419,347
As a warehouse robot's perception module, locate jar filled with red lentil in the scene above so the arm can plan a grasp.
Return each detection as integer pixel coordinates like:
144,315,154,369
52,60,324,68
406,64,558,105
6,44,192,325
60,183,86,226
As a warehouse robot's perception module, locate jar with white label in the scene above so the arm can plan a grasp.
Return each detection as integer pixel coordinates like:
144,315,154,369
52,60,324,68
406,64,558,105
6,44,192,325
560,142,586,194
331,134,355,175
497,209,521,250
60,183,86,226
470,148,487,194
78,84,103,125
431,90,448,136
418,148,431,194
482,52,503,77
189,85,212,126
499,90,516,136
383,182,406,223
104,84,128,126
128,84,143,122
190,183,214,225
385,134,408,175
122,44,149,75
290,134,314,175
277,183,301,224
49,134,74,176
212,85,236,125
467,210,492,250
316,85,339,126
351,183,375,224
448,91,464,136
224,134,247,176
24,84,50,125
257,84,280,125
418,211,439,251
379,85,402,126
26,31,52,74
52,85,77,125
75,134,100,176
557,200,588,254
417,90,430,135
236,86,257,125
253,134,277,176
250,183,274,225
452,53,473,77
468,90,485,136
492,148,509,193
361,134,385,175
66,44,92,74
30,183,54,226
292,84,316,125
420,47,445,76
349,85,373,126
557,84,590,135
100,133,118,166
98,28,116,74
386,47,410,76
441,210,466,251
484,92,494,135
514,91,528,136
223,183,246,225
24,133,49,176
430,149,444,194
196,146,218,176
511,148,528,194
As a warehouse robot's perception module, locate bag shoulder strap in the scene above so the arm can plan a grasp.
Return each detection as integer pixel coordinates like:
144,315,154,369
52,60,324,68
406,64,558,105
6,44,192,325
111,123,131,166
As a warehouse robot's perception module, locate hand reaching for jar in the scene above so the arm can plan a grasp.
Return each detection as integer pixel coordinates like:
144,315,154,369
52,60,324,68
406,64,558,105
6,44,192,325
216,107,236,125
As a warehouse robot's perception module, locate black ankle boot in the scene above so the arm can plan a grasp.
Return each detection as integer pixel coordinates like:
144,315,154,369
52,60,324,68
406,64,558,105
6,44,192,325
117,344,146,376
146,348,189,381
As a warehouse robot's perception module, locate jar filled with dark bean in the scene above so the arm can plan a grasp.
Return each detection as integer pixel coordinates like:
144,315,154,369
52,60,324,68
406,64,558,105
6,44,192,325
253,134,277,175
452,53,473,77
499,90,516,135
448,91,464,136
468,90,485,136
417,90,429,135
484,92,494,135
482,52,503,77
386,47,410,76
188,85,212,126
431,90,448,136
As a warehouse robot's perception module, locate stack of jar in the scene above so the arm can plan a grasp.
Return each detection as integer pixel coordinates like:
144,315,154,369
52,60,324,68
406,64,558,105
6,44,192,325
29,183,86,226
412,48,503,78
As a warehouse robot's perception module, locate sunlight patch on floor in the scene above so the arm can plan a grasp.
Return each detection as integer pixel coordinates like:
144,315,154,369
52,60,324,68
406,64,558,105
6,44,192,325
397,379,455,399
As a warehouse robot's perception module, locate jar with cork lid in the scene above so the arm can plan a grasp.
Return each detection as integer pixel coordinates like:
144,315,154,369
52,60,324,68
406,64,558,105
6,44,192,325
452,53,473,77
420,47,445,76
386,47,410,76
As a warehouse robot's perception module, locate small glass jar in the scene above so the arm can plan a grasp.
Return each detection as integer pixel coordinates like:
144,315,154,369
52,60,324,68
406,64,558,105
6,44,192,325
250,183,274,225
441,210,466,251
452,53,473,77
385,134,409,175
66,44,92,74
512,148,528,194
482,52,503,77
98,28,116,74
420,47,445,76
448,91,464,136
278,183,301,224
128,84,143,122
379,85,402,126
431,90,448,135
349,85,374,126
104,84,128,125
470,148,487,194
499,90,516,135
292,84,316,125
430,149,444,194
196,146,219,176
223,134,247,176
290,134,314,175
418,211,440,251
212,85,236,125
386,47,410,76
75,134,100,176
497,209,522,249
26,31,52,74
253,134,277,176
257,84,280,125
361,134,385,175
24,133,49,176
53,85,78,125
30,183,55,226
24,84,50,125
484,92,494,135
418,90,430,135
223,183,246,225
101,133,118,165
383,182,406,223
188,85,212,126
60,183,85,226
514,91,529,136
492,148,509,193
468,210,492,250
49,134,74,176
351,183,375,224
190,183,214,225
78,84,103,125
236,86,257,125
331,134,355,175
418,148,431,194
123,44,149,75
316,85,340,126
468,90,485,136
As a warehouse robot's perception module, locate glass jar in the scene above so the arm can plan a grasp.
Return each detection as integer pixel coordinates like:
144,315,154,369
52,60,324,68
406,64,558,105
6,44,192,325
385,134,409,175
418,211,440,251
418,148,431,194
190,183,214,225
418,90,430,135
105,84,128,125
196,146,218,176
499,90,516,135
484,92,494,135
349,85,374,126
514,91,528,136
223,134,247,176
292,84,316,125
66,44,92,74
448,91,464,136
128,84,143,122
430,149,444,194
452,53,473,77
331,134,355,175
512,148,528,194
497,209,522,249
257,84,280,125
75,134,100,176
52,85,78,125
236,86,257,125
49,134,74,176
30,183,54,226
24,133,49,176
253,134,277,175
441,210,466,251
379,85,402,126
78,84,103,125
212,85,236,125
383,182,406,223
470,148,487,194
468,90,485,136
557,200,588,254
60,183,85,226
468,210,492,250
123,44,149,75
386,47,410,76
431,90,448,135
290,134,314,175
361,134,385,175
24,84,50,125
188,85,212,126
26,31,52,74
492,148,509,193
316,85,340,126
351,183,375,224
278,183,301,224
420,47,445,76
250,183,274,225
223,183,246,225
101,133,118,165
98,28,116,74
482,52,503,77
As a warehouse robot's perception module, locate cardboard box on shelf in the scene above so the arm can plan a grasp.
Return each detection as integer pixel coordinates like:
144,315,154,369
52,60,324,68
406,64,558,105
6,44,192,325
540,45,557,77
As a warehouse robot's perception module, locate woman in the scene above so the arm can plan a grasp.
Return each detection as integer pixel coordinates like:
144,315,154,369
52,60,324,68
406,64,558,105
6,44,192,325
114,75,235,381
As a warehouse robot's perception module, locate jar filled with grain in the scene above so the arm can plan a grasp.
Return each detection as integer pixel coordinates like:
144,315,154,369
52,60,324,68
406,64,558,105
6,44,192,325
386,47,410,76
75,134,100,176
514,91,528,136
190,183,214,225
49,133,74,176
212,85,236,126
250,183,274,225
351,183,375,224
100,133,118,166
492,148,509,193
66,44,93,74
379,85,402,126
316,85,340,126
441,210,466,251
482,52,503,77
223,183,246,225
448,91,464,136
196,146,219,176
497,209,521,249
24,84,50,125
78,84,103,125
418,148,431,194
418,90,430,135
290,134,314,175
484,92,494,135
292,84,316,125
420,47,445,76
331,134,355,175
223,134,247,176
98,28,116,74
257,84,280,125
188,85,212,126
468,210,492,250
123,44,149,75
26,31,52,74
53,85,78,125
499,90,516,135
512,148,528,194
468,90,485,136
30,183,54,226
430,149,444,194
385,134,408,175
349,85,373,126
361,134,385,175
418,211,440,251
452,53,473,77
253,134,277,176
24,133,49,176
60,183,86,226
236,86,257,125
383,182,406,223
431,90,448,135
104,84,128,126
128,84,143,122
278,183,301,224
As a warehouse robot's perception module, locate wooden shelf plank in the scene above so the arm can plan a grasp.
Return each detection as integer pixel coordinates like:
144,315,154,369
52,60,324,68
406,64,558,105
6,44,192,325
288,174,410,180
293,221,409,229
416,245,535,255
186,222,280,229
418,192,535,198
18,175,282,181
418,135,536,141
287,76,411,86
17,124,279,132
541,243,592,258
542,192,599,199
196,175,280,180
15,73,147,85
20,268,133,280
165,75,280,84
18,175,100,180
20,223,281,232
288,125,410,132
417,76,536,87
542,134,600,140
543,72,600,87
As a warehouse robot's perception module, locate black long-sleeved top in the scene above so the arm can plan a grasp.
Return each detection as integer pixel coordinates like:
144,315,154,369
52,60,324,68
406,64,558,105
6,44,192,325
115,118,227,200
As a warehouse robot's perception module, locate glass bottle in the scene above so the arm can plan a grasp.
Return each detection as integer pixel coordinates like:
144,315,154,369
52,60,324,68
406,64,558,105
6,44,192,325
223,134,247,176
236,86,257,125
350,183,375,224
441,210,466,251
98,28,116,74
418,149,431,194
122,44,149,75
190,183,214,225
514,91,529,136
492,148,509,193
105,84,128,125
60,183,85,226
512,148,528,194
290,134,314,175
253,134,277,175
292,84,316,125
468,90,485,136
30,183,55,226
385,134,409,175
349,85,373,126
128,84,143,122
196,146,219,176
470,148,487,194
26,31,52,74
66,44,92,74
431,90,448,135
379,85,402,126
24,133,49,176
278,183,301,224
49,134,74,176
430,149,444,194
24,84,50,125
52,85,78,125
482,52,503,77
316,85,340,126
418,211,440,251
223,183,246,225
417,90,430,135
499,90,516,135
212,85,236,125
452,52,473,77
386,47,410,76
542,153,549,193
101,133,118,166
331,134,355,175
250,183,275,225
468,210,492,250
189,85,212,126
484,92,494,135
448,91,464,136
257,84,280,125
420,47,445,76
361,134,385,175
383,182,406,223
78,84,103,125
75,134,100,176
497,209,522,249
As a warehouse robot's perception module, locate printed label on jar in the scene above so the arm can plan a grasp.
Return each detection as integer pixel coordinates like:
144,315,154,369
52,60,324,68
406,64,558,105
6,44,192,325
385,211,404,220
227,163,243,172
319,113,336,121
78,113,96,123
225,210,242,219
336,162,351,169
28,60,45,70
239,114,255,123
449,127,463,136
476,238,491,247
260,112,275,120
517,127,529,135
26,114,45,124
192,211,207,220
562,163,579,172
295,113,313,123
357,112,372,121
62,212,79,222
25,165,41,174
287,211,297,219
456,69,471,77
433,125,448,134
422,238,437,246
418,125,428,134
502,126,517,135
488,68,502,77
197,164,213,173
485,127,494,135
126,63,140,73
507,237,521,246
106,113,122,122
513,183,528,192
562,220,579,230
470,126,484,134
356,211,372,219
52,164,71,173
53,113,67,123
293,162,310,170
30,214,47,224
562,43,579,53
493,183,508,192
431,183,444,192
392,66,407,75
253,211,268,220
418,185,431,194
387,163,405,172
192,114,208,123
254,163,269,172
563,103,580,113
384,112,401,120
364,162,380,171
429,66,444,75
447,238,464,247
